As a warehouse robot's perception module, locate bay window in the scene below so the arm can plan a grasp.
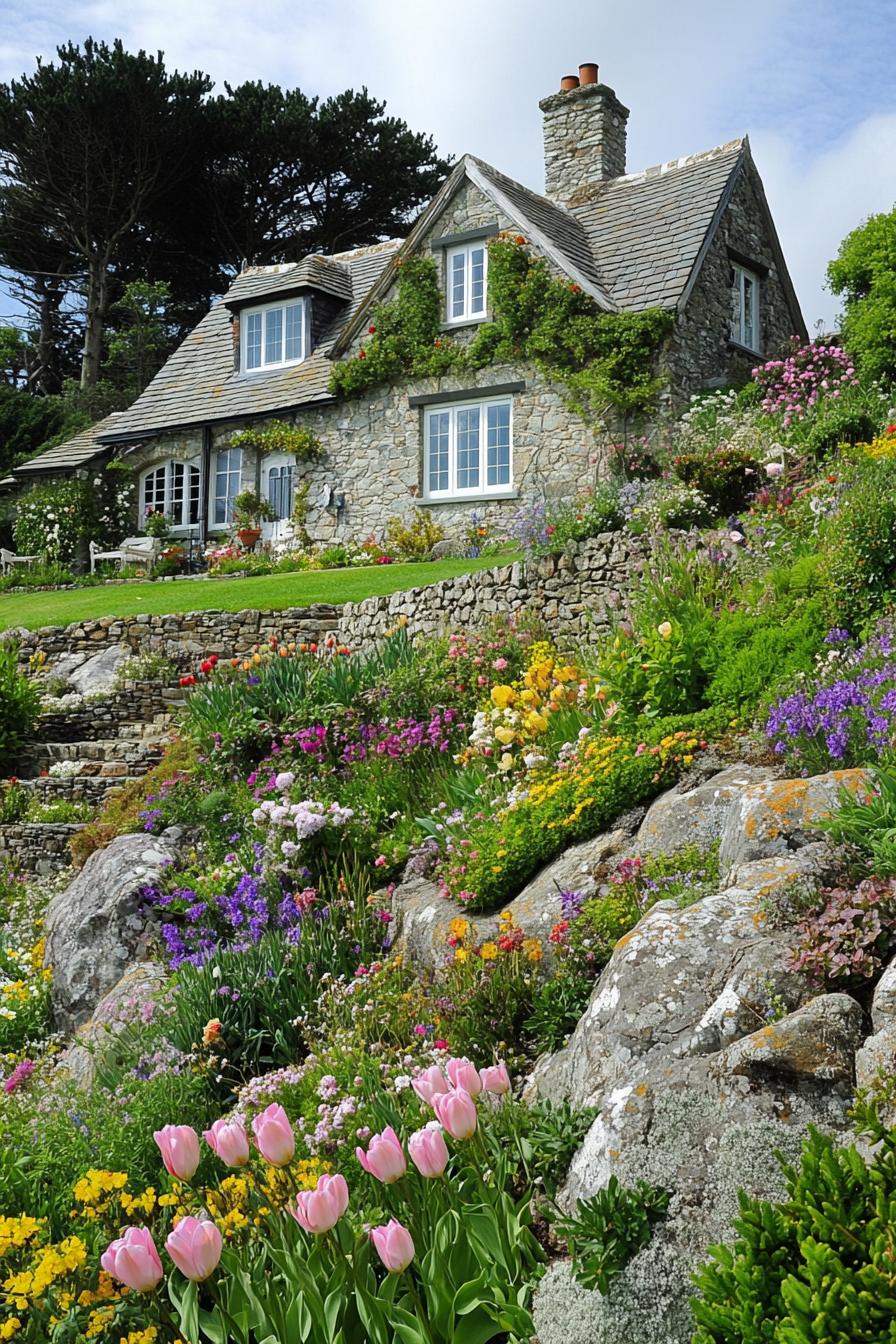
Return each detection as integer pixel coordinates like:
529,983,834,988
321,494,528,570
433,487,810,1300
242,297,308,372
140,460,201,529
424,397,512,500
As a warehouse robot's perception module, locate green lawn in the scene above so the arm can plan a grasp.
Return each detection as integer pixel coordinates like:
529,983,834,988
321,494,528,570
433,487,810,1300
0,554,516,632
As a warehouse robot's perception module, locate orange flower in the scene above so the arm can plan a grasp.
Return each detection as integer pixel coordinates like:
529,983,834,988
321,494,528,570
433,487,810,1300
202,1018,223,1047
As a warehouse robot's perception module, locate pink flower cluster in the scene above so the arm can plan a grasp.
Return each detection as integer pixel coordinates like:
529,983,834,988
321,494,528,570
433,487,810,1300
752,342,859,427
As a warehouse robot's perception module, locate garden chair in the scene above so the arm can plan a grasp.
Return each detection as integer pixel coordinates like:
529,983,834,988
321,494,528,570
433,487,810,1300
0,546,41,575
89,536,161,575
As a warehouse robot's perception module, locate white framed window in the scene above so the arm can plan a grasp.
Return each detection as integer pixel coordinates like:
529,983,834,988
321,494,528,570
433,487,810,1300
733,264,760,351
424,397,512,500
241,297,308,372
446,242,487,323
140,460,201,530
266,461,295,521
213,447,243,526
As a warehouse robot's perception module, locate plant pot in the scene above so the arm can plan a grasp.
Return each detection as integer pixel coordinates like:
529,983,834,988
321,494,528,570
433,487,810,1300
238,528,262,549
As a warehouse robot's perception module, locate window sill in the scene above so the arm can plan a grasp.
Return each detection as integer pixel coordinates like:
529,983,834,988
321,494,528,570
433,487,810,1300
439,317,489,332
422,490,518,507
727,338,763,359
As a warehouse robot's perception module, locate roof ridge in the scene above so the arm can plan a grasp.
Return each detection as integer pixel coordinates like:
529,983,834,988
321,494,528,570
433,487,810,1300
612,136,746,186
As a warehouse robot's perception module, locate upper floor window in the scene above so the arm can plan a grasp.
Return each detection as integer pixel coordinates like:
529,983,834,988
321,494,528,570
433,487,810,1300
446,243,487,323
242,298,308,372
214,447,242,525
140,459,201,530
733,264,760,351
424,397,512,500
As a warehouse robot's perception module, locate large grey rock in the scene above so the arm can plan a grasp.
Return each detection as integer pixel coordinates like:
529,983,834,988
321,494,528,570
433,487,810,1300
45,827,184,1030
393,830,627,970
531,855,813,1111
58,961,169,1088
48,651,89,684
68,643,128,695
529,847,855,1344
720,993,864,1083
872,956,896,1032
717,769,869,877
635,764,776,858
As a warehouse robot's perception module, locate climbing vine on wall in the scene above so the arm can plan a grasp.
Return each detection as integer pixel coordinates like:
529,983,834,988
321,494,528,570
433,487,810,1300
328,235,675,421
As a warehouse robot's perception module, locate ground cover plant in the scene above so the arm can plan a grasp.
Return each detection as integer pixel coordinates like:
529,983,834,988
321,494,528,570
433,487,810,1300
5,342,896,1342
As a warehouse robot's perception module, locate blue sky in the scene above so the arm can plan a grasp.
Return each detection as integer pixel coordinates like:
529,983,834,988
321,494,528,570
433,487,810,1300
0,0,894,331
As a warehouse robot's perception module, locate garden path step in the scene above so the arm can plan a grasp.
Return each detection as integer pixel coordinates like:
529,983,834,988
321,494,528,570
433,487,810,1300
21,775,146,805
21,738,165,774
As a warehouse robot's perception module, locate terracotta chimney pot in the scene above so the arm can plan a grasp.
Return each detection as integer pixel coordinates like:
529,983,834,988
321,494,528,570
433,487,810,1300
578,62,599,85
560,74,580,92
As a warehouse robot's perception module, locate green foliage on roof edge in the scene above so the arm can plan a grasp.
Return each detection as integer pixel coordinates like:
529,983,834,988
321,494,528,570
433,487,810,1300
328,234,675,419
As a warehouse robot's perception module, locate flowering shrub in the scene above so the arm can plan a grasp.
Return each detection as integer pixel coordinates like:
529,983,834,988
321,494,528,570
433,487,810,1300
671,446,760,516
753,342,860,426
460,642,584,774
384,509,444,560
853,421,896,459
14,469,133,565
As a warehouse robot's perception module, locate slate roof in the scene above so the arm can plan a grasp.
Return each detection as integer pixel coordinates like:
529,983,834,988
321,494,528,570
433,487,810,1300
572,139,747,312
95,241,400,441
13,414,125,477
224,254,353,307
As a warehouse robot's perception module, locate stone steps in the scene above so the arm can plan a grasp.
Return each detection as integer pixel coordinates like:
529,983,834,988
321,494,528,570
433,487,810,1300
20,775,142,805
20,737,166,775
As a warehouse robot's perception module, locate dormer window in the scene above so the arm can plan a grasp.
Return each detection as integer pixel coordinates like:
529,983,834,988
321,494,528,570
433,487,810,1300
733,264,760,352
446,243,487,323
242,297,308,372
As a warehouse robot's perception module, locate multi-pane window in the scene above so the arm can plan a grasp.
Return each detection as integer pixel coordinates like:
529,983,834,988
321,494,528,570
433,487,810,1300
214,448,243,525
243,298,308,371
424,398,512,499
140,460,201,529
446,243,487,322
733,264,760,351
267,462,294,521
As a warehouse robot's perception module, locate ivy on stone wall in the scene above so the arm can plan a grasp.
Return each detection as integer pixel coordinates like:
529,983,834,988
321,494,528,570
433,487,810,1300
229,420,323,461
328,235,675,421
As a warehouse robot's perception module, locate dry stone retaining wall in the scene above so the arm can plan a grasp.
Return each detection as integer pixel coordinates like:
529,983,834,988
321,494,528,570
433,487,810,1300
9,531,658,675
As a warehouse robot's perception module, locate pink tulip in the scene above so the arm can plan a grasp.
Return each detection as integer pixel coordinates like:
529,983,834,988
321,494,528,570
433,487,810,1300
408,1125,449,1178
479,1063,511,1096
412,1065,450,1105
203,1117,250,1168
251,1103,295,1167
153,1125,200,1180
292,1173,349,1234
165,1216,223,1282
371,1218,415,1272
446,1057,483,1095
433,1087,478,1140
356,1125,406,1184
101,1226,164,1292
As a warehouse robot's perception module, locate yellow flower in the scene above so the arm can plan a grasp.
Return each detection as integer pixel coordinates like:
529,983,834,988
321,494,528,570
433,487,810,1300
480,943,498,960
498,752,515,772
0,1216,42,1259
523,938,543,962
657,621,673,639
490,685,516,709
0,1318,21,1341
494,724,516,745
454,948,469,964
449,917,470,939
524,711,549,735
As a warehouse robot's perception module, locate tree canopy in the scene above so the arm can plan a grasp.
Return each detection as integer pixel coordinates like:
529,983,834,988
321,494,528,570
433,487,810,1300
0,38,450,399
828,205,896,384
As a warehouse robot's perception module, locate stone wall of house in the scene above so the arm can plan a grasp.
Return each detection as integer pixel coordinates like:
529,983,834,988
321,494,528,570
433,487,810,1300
664,157,801,400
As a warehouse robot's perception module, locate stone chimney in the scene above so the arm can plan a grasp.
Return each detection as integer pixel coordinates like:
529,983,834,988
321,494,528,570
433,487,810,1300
539,63,629,204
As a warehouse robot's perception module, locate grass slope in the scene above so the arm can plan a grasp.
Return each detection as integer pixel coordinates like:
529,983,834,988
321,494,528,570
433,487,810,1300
0,555,514,632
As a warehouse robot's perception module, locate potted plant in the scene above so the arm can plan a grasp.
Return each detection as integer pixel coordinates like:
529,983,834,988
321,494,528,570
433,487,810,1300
233,490,276,549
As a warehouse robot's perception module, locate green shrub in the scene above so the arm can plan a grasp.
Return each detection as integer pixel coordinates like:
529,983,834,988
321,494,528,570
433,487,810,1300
551,1175,670,1293
820,456,896,626
384,509,445,560
538,486,623,552
818,766,896,877
0,642,40,767
692,1121,896,1344
704,600,826,712
671,446,760,516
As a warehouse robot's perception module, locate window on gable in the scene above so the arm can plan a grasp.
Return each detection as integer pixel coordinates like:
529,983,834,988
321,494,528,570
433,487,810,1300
446,243,487,323
140,460,201,530
733,264,760,352
213,447,243,525
242,298,308,372
424,397,512,500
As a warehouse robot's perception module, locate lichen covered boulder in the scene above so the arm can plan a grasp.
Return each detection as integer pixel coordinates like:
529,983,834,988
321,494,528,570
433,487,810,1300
635,763,776,858
717,769,869,876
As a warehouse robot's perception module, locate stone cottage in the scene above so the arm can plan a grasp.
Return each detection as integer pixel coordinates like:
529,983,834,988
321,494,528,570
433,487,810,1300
14,63,806,548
